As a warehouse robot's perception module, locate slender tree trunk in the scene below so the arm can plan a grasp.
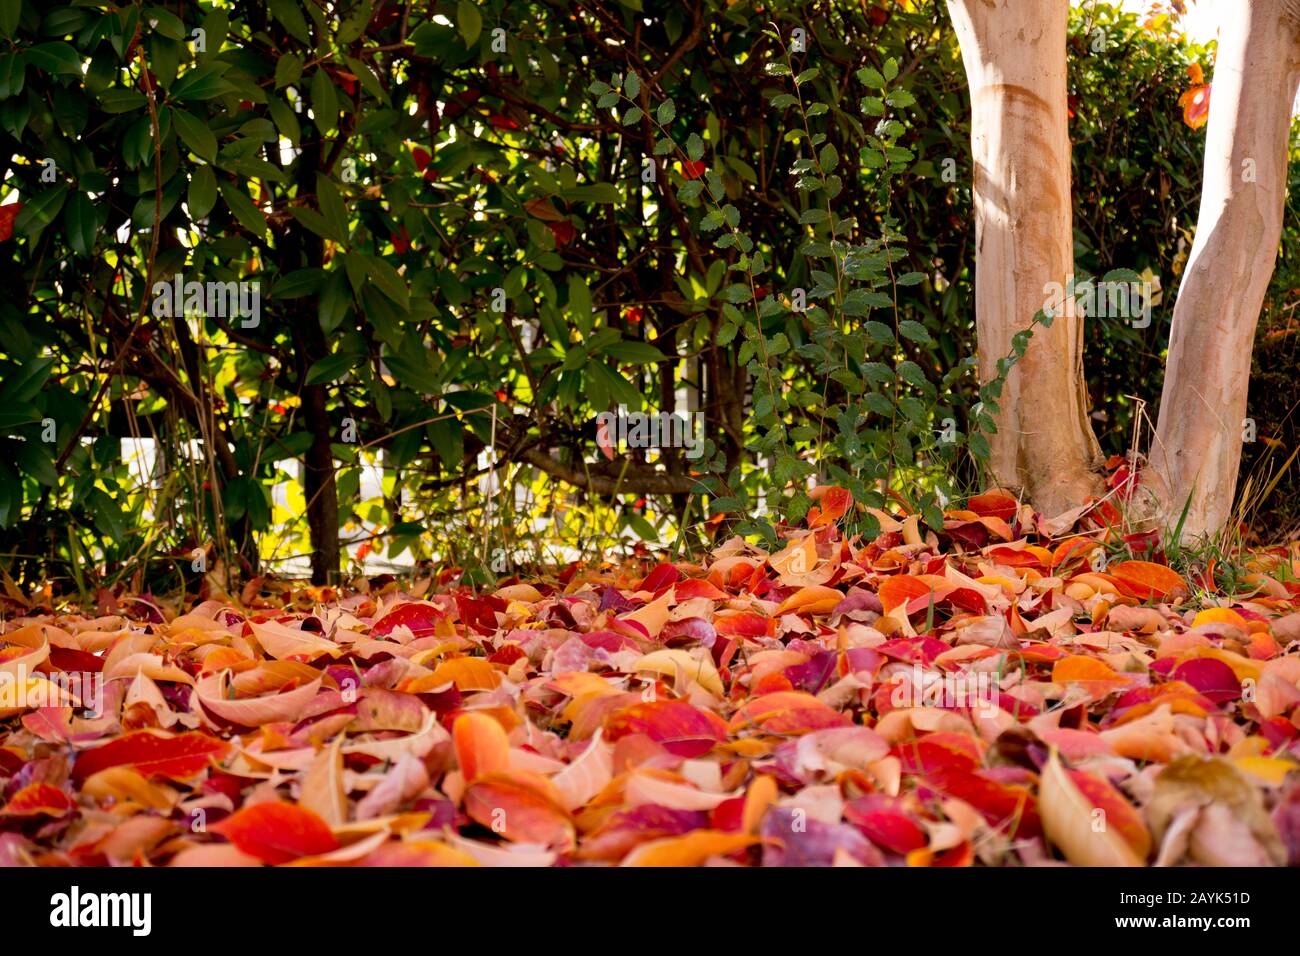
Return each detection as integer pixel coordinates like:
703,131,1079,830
1150,1,1300,539
947,0,1104,516
303,380,340,584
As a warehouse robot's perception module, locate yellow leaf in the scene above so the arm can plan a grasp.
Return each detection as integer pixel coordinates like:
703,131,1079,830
632,648,723,696
1039,749,1147,866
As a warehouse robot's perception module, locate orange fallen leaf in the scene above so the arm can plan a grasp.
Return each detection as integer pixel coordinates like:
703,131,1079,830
453,711,512,782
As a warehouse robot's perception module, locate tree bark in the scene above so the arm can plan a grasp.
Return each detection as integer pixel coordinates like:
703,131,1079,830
1150,1,1300,539
303,381,340,584
947,0,1104,516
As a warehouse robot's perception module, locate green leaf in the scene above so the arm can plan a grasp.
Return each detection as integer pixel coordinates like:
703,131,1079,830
219,181,268,238
856,66,884,88
98,88,147,113
26,42,81,76
0,0,19,39
304,351,357,385
64,192,97,256
563,183,621,204
365,255,409,310
87,489,127,542
187,166,217,220
310,68,339,134
171,63,234,101
289,206,339,242
656,98,676,124
818,143,838,173
624,70,641,99
0,52,25,99
269,0,312,43
170,108,217,162
14,186,68,238
456,0,482,46
273,268,326,299
267,95,301,144
602,341,665,365
898,320,936,345
275,53,304,89
316,173,349,240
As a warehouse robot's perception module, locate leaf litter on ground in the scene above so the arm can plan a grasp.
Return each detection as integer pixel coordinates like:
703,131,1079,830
2,487,1300,868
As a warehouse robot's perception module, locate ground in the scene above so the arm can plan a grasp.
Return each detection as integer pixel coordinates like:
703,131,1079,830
1,487,1298,867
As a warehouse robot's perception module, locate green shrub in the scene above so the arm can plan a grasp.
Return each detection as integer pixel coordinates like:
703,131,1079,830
0,0,1291,592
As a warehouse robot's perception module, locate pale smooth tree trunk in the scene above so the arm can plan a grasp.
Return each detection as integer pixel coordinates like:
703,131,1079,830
948,0,1105,517
1150,0,1300,539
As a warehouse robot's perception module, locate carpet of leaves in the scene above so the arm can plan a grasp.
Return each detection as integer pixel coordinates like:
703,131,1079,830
3,487,1300,867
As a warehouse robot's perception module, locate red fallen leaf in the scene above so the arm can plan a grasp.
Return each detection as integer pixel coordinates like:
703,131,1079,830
487,643,527,666
0,202,21,241
1261,716,1299,750
966,490,1018,521
984,545,1047,568
943,587,989,614
1172,658,1241,705
808,486,853,528
579,629,643,653
1051,536,1100,569
844,796,929,853
605,699,728,758
0,783,77,818
875,636,949,666
727,690,851,735
710,794,746,832
71,730,230,784
0,747,24,775
682,160,707,179
922,769,1042,838
714,610,775,638
210,801,339,865
753,671,795,695
463,772,575,848
761,806,884,866
46,646,106,673
639,562,680,593
579,805,709,861
673,578,727,601
454,593,502,633
547,220,576,246
371,601,445,637
22,707,74,743
892,732,984,775
1109,560,1189,601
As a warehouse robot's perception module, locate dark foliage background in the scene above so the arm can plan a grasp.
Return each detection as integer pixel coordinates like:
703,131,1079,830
0,0,1294,595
